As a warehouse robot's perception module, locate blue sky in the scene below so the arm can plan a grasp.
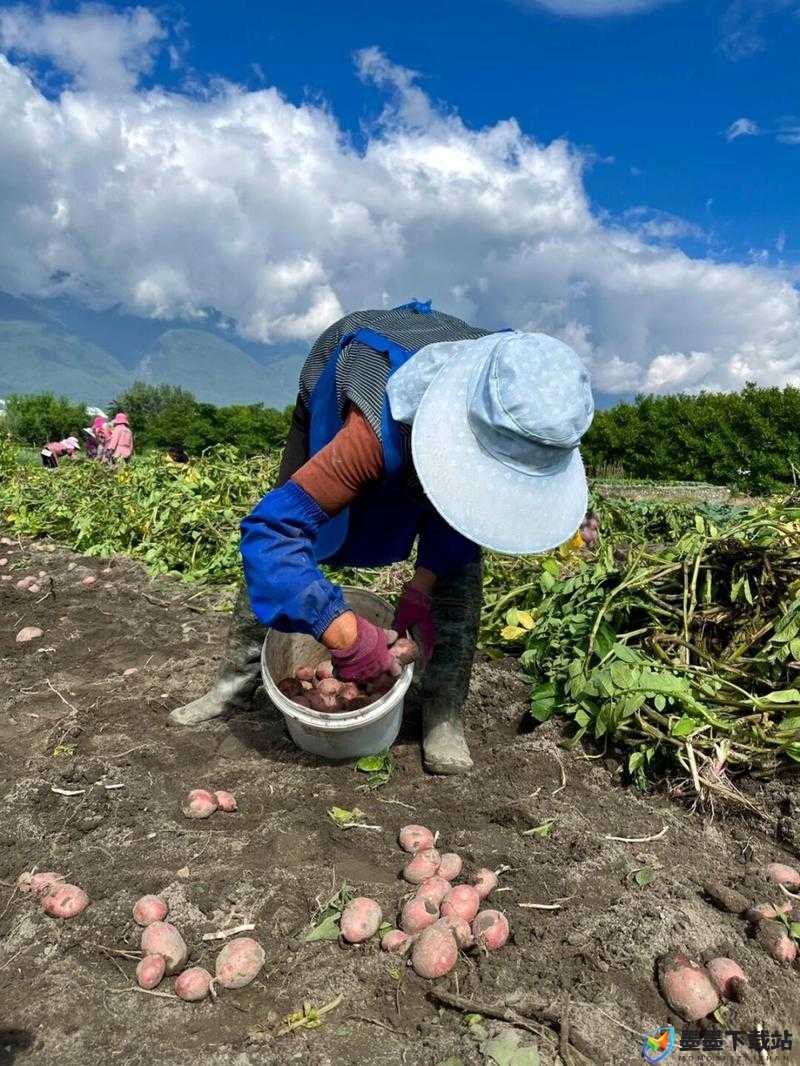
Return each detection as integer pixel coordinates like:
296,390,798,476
141,0,800,264
0,0,799,396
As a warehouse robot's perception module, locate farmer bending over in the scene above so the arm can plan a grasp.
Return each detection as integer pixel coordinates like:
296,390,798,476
170,301,594,775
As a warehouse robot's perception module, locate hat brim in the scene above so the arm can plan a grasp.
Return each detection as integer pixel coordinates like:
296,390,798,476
411,344,588,556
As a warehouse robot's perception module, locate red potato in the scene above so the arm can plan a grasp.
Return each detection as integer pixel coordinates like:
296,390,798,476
657,954,720,1021
764,862,800,890
366,672,398,696
133,894,168,927
441,885,481,924
390,638,419,665
317,678,343,697
28,584,41,594
756,920,798,964
16,575,36,590
17,871,64,895
745,901,791,924
437,853,462,881
175,966,213,1002
315,660,334,680
340,897,383,944
16,626,43,643
214,790,237,813
472,868,499,900
338,682,361,702
411,924,458,979
403,848,442,885
441,915,474,949
705,958,748,1002
215,936,266,988
295,665,315,682
41,883,89,919
472,909,509,951
136,954,166,990
398,824,435,854
277,676,305,699
141,922,189,974
415,876,451,908
381,930,412,954
80,575,96,587
401,896,439,935
307,690,339,713
182,788,218,819
294,696,312,708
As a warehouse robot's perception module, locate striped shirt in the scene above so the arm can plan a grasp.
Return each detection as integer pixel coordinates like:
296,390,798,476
298,304,492,442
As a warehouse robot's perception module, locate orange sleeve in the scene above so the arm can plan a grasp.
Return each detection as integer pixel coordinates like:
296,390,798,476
291,407,383,515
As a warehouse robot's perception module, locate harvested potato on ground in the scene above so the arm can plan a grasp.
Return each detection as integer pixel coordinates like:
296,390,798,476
764,862,800,890
415,876,451,908
437,853,462,881
133,895,168,927
398,825,435,854
182,788,218,819
472,868,499,900
703,881,748,915
745,901,791,924
657,954,720,1021
411,924,458,979
136,954,166,990
215,937,266,988
141,922,189,974
340,897,382,943
401,897,439,935
175,966,213,1002
441,915,474,949
441,885,480,923
17,871,64,896
315,660,334,680
41,884,89,919
472,909,509,951
16,626,43,643
214,790,237,812
390,638,419,665
404,848,442,885
706,957,747,1002
756,919,798,964
381,930,412,954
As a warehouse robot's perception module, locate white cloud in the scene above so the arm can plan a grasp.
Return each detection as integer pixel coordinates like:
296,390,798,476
725,116,760,140
517,0,673,15
719,0,800,61
0,2,165,92
1,10,800,397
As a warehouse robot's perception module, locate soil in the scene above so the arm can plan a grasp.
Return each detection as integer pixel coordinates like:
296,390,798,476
3,534,800,1066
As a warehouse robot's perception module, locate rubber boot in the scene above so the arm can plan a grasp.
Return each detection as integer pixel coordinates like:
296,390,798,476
420,556,482,775
169,587,266,725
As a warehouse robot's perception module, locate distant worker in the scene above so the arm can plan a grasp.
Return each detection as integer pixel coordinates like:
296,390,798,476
105,412,134,464
83,416,109,460
167,443,190,464
171,300,594,776
41,436,79,469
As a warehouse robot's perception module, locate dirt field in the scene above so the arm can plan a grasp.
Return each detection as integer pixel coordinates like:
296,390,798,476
3,533,800,1066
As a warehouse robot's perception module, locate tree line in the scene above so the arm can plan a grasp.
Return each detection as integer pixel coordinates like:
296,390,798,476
3,383,294,458
5,381,800,494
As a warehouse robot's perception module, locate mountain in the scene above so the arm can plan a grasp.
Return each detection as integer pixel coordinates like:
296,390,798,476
0,320,130,405
134,329,302,407
0,291,305,409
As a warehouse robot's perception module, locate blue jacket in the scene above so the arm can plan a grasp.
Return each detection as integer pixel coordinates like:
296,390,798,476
240,307,480,637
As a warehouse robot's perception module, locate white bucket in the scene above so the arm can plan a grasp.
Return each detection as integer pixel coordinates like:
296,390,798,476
261,587,413,759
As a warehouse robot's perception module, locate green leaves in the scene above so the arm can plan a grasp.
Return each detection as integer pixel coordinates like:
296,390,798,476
633,867,656,888
355,750,393,790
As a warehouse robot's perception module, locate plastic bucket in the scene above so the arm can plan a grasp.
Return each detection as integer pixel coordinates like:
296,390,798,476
261,587,413,759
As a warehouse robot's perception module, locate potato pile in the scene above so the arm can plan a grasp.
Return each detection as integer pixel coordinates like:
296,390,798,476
133,894,265,1001
17,870,90,918
657,859,800,1022
276,634,418,713
182,788,238,819
337,824,509,980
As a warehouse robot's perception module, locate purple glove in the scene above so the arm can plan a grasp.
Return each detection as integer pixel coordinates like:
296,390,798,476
392,584,436,663
331,615,400,684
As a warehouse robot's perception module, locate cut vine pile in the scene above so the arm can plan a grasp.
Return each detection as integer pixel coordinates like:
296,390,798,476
499,504,800,789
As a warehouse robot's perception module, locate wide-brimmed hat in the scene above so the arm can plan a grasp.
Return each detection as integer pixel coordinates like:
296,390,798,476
113,412,129,426
63,436,80,451
406,332,594,555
